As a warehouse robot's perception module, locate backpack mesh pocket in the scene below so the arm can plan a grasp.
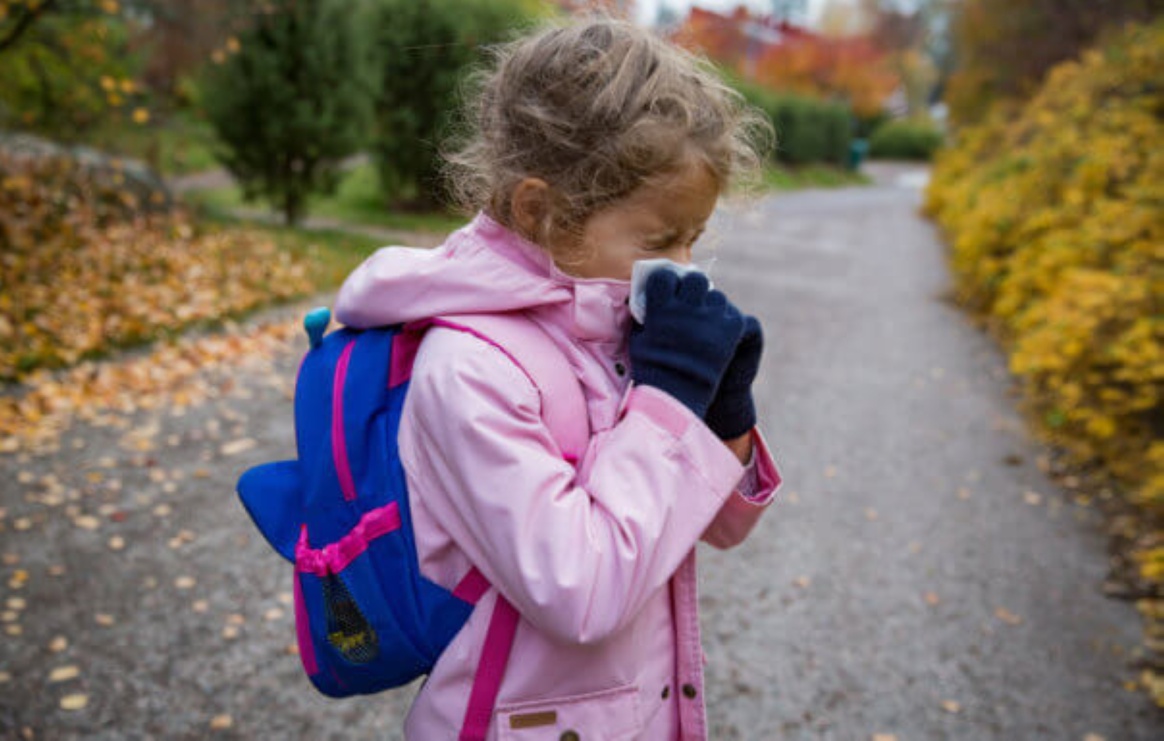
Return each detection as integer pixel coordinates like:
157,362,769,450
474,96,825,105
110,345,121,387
323,573,379,665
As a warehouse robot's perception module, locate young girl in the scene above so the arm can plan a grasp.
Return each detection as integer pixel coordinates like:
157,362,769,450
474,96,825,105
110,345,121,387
335,18,782,740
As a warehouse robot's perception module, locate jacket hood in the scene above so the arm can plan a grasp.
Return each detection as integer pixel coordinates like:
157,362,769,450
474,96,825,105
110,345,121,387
334,212,632,342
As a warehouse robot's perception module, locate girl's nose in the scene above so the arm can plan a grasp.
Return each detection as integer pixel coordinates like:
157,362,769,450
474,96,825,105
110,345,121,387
670,245,694,265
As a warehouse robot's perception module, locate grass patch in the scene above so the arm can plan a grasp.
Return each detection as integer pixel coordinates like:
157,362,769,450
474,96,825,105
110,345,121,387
760,164,870,190
83,110,219,176
195,212,385,291
185,161,465,235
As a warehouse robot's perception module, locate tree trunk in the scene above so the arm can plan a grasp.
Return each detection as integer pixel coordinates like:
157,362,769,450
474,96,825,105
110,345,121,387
284,188,304,227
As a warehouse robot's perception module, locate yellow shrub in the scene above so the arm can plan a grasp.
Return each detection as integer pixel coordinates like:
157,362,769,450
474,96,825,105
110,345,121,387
925,19,1164,505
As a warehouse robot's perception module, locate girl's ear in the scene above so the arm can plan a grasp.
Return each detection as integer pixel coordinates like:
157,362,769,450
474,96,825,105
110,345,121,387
510,177,550,243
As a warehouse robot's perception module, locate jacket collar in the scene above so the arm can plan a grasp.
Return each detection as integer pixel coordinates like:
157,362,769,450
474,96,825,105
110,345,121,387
469,213,631,345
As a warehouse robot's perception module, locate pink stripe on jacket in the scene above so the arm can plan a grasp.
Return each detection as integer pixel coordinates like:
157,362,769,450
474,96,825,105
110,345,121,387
335,213,782,740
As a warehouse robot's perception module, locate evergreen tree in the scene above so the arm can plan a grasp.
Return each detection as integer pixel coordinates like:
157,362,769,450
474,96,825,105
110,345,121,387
202,0,375,225
366,0,542,209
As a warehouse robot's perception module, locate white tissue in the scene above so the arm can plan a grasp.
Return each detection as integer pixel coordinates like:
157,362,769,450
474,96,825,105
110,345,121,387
628,258,712,323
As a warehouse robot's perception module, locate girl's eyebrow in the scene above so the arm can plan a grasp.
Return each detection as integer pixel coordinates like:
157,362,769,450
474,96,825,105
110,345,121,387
646,228,680,242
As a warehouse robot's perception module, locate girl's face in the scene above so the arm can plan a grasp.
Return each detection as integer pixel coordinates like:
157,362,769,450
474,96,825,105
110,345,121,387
553,160,720,282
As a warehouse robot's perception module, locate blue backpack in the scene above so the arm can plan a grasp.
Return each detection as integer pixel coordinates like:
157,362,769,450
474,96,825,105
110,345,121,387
237,307,586,724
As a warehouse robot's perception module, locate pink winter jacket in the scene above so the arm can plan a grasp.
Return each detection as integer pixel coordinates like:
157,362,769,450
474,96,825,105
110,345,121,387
335,213,782,740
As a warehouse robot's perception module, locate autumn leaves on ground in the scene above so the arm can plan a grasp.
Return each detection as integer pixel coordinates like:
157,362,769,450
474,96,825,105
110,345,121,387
0,151,373,455
0,148,371,733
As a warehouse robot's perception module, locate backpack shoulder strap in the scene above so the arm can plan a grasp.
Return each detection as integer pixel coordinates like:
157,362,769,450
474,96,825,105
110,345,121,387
420,312,589,741
430,313,590,464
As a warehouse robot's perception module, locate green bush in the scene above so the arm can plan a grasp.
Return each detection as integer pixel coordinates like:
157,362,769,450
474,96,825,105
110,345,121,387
868,118,944,161
365,0,545,208
731,78,852,167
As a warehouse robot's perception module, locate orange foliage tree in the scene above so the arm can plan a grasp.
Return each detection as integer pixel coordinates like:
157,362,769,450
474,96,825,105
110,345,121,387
673,6,898,119
752,34,898,118
671,6,749,70
556,0,636,18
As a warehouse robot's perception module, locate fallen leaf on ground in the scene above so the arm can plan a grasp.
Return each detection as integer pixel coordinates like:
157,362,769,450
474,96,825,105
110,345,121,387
60,694,89,711
1023,490,1042,506
174,576,196,590
49,636,68,652
74,515,101,530
220,438,257,457
995,607,1023,626
924,592,941,606
210,715,233,731
940,699,961,714
793,576,811,589
49,666,80,683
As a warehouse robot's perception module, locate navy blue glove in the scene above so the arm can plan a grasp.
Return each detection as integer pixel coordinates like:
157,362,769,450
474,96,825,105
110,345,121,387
629,270,745,419
704,314,763,439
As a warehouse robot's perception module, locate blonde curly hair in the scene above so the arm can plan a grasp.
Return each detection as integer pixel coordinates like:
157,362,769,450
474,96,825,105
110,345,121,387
444,17,771,251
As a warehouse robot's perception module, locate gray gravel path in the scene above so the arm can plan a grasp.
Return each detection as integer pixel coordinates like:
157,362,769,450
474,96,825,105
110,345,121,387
1,167,1159,740
699,166,1160,739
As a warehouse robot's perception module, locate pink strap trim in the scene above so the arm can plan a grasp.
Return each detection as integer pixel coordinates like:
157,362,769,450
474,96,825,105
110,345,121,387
388,329,424,389
426,315,590,462
332,339,359,501
293,570,319,676
295,503,402,576
459,596,520,741
452,566,490,605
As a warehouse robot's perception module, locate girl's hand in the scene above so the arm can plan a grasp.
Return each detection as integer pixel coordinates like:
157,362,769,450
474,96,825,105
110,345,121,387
629,270,745,418
704,315,763,440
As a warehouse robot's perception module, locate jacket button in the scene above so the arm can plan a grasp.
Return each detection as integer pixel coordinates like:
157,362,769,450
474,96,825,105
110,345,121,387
560,732,580,741
682,683,698,699
661,685,670,699
614,361,627,377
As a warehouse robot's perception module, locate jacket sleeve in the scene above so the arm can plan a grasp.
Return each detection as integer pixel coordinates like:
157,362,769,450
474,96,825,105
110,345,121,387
700,429,782,550
398,328,746,646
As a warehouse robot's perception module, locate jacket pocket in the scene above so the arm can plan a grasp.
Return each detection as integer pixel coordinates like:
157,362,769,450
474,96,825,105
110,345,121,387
497,684,642,741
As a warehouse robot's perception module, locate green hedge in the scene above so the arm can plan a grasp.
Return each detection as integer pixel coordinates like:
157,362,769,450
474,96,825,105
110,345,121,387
869,118,944,161
732,78,852,167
